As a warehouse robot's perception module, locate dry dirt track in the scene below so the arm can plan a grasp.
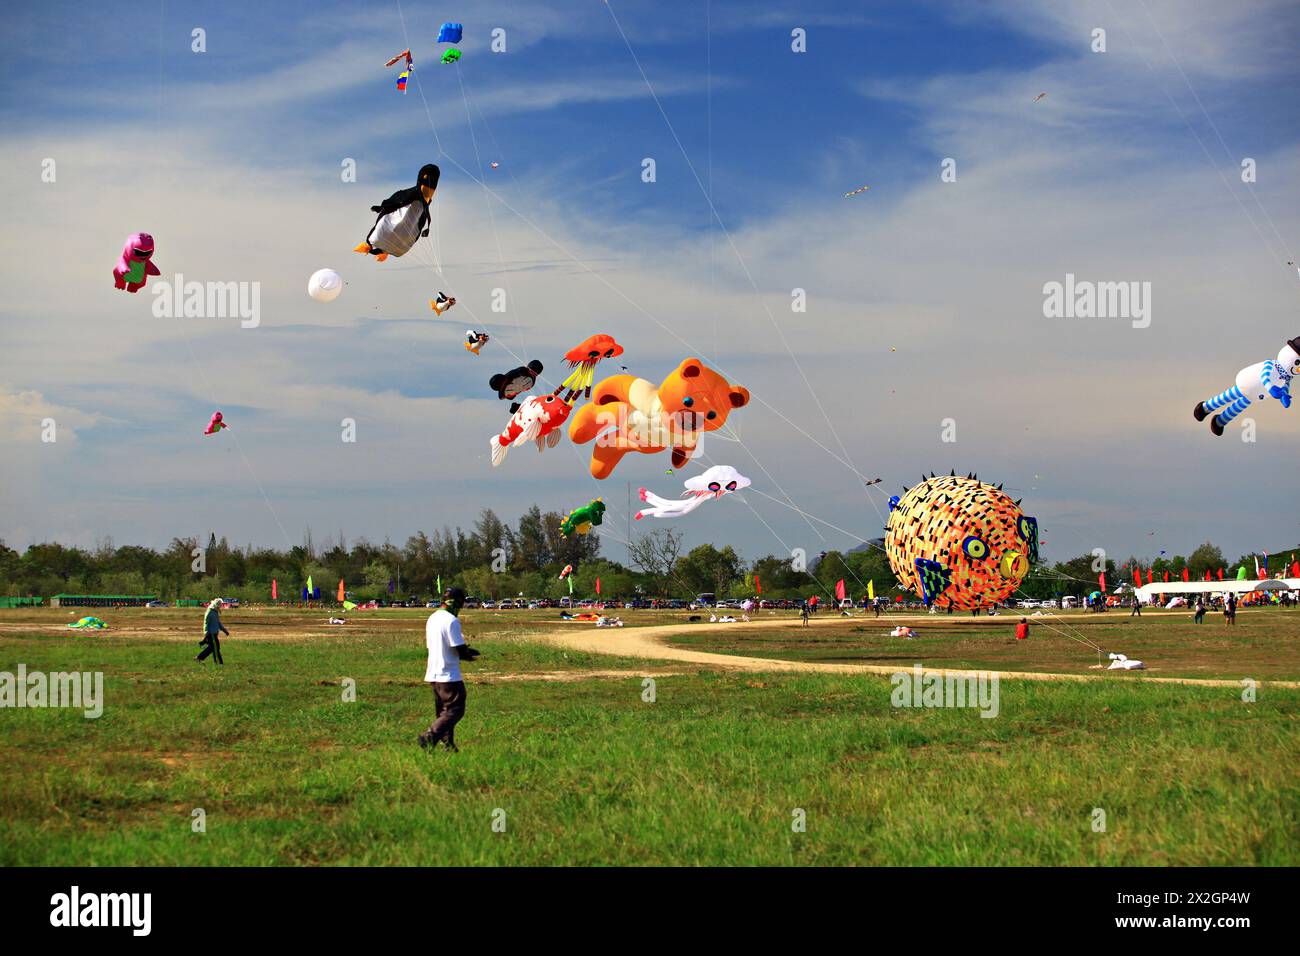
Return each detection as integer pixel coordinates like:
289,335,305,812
529,615,1300,689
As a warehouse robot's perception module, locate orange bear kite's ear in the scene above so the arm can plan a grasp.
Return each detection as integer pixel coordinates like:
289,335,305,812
729,385,750,408
679,358,704,379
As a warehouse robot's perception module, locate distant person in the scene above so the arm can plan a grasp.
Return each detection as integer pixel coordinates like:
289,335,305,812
1130,596,1142,617
873,601,882,619
1193,597,1206,624
419,587,481,752
1015,617,1030,640
800,603,810,627
196,598,229,665
1225,592,1237,626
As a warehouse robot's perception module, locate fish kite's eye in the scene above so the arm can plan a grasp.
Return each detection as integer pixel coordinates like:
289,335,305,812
725,481,737,491
604,349,615,358
706,410,717,420
682,396,694,407
708,482,721,492
1017,517,1034,540
543,394,555,403
588,350,600,359
962,536,989,559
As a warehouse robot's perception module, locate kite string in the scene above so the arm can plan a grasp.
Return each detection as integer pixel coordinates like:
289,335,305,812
602,1,890,539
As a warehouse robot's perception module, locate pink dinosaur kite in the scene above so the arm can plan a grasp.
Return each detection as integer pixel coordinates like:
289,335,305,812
113,232,160,293
204,411,228,436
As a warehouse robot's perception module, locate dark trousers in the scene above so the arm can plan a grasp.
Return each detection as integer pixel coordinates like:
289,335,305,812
425,680,466,749
197,632,224,664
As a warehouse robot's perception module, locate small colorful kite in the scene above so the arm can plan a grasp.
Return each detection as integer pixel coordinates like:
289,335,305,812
636,465,750,520
441,48,462,65
429,291,456,315
112,232,160,293
843,185,870,198
558,564,574,580
490,162,500,169
465,330,490,355
204,411,228,436
1033,92,1048,102
561,499,606,537
385,48,413,93
437,22,463,44
490,393,571,466
560,334,623,403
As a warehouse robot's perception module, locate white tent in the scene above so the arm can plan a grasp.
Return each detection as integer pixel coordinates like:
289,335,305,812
1134,578,1300,602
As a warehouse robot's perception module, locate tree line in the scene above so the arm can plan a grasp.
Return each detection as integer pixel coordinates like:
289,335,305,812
0,507,1285,605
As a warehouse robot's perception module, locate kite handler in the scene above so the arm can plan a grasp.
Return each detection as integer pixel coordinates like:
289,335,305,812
196,598,229,664
419,587,481,752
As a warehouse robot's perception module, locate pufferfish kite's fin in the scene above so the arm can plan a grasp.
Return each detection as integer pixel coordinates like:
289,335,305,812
914,558,952,604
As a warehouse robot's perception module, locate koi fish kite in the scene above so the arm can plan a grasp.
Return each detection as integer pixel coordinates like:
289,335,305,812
490,393,571,466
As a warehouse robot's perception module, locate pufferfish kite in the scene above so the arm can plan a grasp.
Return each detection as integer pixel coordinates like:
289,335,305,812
560,334,623,403
635,465,751,520
885,472,1038,611
1194,335,1299,435
112,233,160,293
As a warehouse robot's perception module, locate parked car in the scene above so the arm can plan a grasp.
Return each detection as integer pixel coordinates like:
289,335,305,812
144,600,167,608
481,600,496,609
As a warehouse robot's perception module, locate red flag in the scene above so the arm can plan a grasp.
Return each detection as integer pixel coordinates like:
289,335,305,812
337,579,346,601
1146,568,1153,585
1292,560,1299,577
1163,570,1169,583
1182,567,1189,582
272,578,278,600
754,576,762,595
835,579,846,601
595,577,601,595
1099,572,1106,592
1204,570,1211,581
1132,568,1141,587
1217,568,1224,581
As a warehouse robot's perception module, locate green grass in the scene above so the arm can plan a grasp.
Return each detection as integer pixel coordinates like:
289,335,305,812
667,609,1300,680
0,608,1296,865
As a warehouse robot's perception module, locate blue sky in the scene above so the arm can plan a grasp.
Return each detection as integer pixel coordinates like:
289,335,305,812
2,0,1298,569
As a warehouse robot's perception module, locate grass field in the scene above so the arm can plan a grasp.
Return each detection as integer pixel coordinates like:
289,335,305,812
1,606,1297,865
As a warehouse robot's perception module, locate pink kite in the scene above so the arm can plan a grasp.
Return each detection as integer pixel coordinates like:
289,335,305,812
204,411,228,436
113,232,160,293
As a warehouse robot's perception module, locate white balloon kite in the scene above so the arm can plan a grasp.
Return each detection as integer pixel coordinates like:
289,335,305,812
307,268,343,303
1195,335,1298,435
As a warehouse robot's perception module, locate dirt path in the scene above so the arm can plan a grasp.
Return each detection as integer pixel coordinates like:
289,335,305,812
527,616,1300,689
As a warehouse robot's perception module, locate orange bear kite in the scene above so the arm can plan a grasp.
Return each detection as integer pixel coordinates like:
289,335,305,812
568,357,750,479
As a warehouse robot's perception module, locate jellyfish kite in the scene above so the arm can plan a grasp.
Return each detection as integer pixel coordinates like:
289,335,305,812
636,466,751,520
560,334,623,403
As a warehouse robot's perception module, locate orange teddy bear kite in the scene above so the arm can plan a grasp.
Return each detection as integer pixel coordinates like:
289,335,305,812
568,357,750,479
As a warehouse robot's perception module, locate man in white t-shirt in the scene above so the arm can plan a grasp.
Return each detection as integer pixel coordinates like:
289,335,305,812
419,587,480,752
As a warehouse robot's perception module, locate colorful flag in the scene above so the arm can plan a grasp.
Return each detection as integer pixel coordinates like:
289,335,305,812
1132,568,1141,588
396,69,409,93
436,575,442,597
1216,568,1224,581
388,578,394,594
1182,567,1189,582
1237,566,1247,580
1099,573,1106,592
1163,570,1168,583
755,575,762,595
868,580,875,601
1254,556,1261,578
306,575,314,596
1146,568,1153,585
337,580,345,602
272,578,278,600
595,577,601,595
835,579,846,601
567,575,573,595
